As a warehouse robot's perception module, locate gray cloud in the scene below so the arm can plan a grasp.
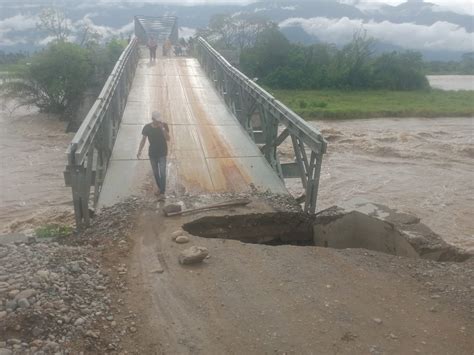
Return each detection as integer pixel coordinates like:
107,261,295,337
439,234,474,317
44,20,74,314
280,16,474,52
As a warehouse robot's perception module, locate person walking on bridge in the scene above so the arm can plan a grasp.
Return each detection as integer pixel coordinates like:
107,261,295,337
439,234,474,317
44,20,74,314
137,111,170,200
147,36,158,61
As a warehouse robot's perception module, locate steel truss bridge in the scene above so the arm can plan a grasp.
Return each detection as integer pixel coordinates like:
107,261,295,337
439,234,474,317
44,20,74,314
65,16,327,228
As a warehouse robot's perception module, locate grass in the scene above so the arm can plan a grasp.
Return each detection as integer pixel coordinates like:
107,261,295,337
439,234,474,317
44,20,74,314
35,224,73,239
270,89,474,120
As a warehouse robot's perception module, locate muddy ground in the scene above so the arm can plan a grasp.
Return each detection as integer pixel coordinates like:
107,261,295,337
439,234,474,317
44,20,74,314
1,195,473,355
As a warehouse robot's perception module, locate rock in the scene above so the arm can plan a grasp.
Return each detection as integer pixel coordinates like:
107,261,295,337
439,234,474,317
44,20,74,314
163,204,182,215
172,230,183,237
36,270,50,280
30,340,43,348
7,290,19,299
74,317,85,326
372,318,383,325
5,299,17,311
130,326,137,333
69,262,81,273
178,246,209,265
175,236,190,244
31,327,42,337
6,339,20,346
171,230,184,241
0,311,6,319
17,298,30,309
0,349,13,355
14,288,36,300
86,330,99,339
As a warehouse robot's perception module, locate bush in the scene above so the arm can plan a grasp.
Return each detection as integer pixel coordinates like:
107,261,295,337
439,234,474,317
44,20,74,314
35,224,73,239
298,99,308,109
1,41,92,115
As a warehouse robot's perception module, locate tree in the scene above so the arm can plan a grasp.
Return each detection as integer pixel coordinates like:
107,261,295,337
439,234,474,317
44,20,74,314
37,7,70,42
240,25,291,79
333,29,374,89
204,13,274,51
1,42,92,116
373,51,429,90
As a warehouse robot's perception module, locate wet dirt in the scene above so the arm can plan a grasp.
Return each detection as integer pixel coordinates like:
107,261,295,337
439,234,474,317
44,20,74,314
118,197,474,354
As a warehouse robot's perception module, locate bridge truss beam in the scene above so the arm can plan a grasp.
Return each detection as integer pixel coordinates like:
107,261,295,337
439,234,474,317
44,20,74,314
196,37,327,213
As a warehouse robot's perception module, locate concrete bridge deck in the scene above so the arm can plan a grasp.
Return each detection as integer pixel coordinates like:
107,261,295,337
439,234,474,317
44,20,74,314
98,49,287,207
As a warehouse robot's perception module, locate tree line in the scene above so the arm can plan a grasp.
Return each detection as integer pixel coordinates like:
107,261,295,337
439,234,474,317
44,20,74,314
202,14,430,91
424,53,474,75
1,8,127,127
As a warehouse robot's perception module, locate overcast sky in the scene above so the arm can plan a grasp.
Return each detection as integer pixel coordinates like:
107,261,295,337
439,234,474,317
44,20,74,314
80,0,473,14
0,0,472,54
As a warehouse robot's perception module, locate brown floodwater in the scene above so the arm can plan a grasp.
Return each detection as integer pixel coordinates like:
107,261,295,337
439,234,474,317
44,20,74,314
283,117,474,251
0,79,472,251
0,103,74,233
427,75,474,91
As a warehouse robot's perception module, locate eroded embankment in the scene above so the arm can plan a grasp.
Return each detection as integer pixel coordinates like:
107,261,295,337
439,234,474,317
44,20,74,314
184,202,472,262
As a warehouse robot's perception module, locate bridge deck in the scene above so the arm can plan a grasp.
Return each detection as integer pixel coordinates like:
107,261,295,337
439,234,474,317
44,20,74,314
99,49,287,206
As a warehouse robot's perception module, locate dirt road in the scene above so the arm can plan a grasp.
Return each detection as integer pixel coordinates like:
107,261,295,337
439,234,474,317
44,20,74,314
118,200,473,355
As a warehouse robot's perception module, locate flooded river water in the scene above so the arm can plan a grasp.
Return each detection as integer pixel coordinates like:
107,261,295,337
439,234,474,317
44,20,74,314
296,117,473,251
0,77,472,251
0,104,73,233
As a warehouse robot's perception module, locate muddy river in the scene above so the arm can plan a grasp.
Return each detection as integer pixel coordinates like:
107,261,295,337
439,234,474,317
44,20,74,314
427,75,474,91
288,117,473,252
0,77,472,251
0,104,73,233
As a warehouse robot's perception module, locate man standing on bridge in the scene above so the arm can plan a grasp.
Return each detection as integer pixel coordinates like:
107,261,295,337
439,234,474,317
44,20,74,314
137,111,170,200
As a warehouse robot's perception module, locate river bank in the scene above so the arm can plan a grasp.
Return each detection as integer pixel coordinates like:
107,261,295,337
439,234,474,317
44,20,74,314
272,88,474,120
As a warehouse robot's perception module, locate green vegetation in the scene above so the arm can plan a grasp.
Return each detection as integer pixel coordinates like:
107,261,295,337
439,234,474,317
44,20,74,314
271,89,474,119
0,8,127,123
241,28,429,91
35,224,73,239
1,39,126,117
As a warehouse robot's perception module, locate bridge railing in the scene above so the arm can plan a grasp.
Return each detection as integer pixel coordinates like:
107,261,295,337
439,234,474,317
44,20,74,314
196,37,327,213
64,38,139,228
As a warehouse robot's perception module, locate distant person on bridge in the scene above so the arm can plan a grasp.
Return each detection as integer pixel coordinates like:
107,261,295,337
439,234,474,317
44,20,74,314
147,36,158,61
137,111,170,200
163,38,172,57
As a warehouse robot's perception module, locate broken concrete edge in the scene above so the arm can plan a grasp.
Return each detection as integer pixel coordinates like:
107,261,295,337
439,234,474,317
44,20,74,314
314,203,473,263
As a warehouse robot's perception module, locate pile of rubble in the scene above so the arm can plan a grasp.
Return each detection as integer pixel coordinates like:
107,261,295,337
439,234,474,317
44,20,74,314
0,240,112,354
0,198,146,355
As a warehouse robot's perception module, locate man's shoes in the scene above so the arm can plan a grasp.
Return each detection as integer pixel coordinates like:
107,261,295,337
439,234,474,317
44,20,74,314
157,194,166,201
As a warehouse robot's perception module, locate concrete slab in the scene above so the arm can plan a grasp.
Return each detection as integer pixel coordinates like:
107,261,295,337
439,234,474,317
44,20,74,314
99,160,151,206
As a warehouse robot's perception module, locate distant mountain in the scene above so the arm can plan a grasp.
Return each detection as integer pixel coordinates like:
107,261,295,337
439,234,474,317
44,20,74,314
0,0,472,61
